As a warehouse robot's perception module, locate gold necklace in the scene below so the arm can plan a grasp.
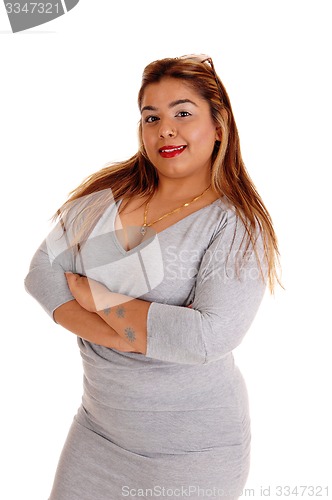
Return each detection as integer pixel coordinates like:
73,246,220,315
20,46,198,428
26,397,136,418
140,185,211,235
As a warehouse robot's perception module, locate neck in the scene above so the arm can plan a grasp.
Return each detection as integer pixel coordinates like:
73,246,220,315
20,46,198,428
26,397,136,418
154,178,212,202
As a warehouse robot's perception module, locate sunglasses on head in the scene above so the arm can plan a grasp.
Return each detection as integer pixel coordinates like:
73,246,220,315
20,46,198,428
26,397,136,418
176,54,223,100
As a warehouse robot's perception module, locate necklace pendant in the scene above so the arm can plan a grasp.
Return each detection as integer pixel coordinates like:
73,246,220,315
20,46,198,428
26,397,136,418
140,225,147,236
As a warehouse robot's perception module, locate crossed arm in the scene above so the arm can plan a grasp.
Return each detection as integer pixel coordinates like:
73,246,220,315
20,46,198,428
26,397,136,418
55,272,157,354
26,209,266,364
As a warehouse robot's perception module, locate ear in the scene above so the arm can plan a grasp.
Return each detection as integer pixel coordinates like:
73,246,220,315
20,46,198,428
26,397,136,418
215,126,222,141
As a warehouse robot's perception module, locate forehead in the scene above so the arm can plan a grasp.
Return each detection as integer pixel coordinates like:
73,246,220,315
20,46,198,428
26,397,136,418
141,77,205,107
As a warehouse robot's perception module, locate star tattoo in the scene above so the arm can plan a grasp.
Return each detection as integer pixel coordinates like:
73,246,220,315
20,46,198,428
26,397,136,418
116,306,126,318
124,327,136,343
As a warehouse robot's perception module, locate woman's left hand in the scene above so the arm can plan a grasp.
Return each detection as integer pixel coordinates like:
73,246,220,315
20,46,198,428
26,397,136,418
65,272,110,313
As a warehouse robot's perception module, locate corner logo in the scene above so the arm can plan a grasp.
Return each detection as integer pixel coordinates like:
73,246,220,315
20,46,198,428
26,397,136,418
4,0,79,33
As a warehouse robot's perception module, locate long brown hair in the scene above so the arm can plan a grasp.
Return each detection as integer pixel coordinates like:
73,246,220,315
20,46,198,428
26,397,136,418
55,56,281,291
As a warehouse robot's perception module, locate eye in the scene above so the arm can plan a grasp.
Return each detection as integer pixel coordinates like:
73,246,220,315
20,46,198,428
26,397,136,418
144,115,159,123
176,111,191,118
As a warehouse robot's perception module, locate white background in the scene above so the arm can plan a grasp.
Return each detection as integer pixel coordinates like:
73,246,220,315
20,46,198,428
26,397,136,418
1,1,331,498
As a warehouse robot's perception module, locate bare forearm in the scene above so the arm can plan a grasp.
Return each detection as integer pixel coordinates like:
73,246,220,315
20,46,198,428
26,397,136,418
53,299,139,352
63,273,150,354
95,292,150,355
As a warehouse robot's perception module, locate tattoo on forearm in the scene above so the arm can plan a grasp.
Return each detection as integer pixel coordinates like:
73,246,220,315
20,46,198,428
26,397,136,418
124,327,136,343
116,306,125,318
103,306,111,316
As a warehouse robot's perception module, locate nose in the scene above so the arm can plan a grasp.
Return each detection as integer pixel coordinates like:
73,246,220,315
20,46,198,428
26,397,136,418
158,120,177,139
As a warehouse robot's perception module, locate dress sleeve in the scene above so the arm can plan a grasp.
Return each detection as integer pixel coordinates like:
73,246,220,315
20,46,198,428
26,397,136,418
24,221,76,321
146,208,267,364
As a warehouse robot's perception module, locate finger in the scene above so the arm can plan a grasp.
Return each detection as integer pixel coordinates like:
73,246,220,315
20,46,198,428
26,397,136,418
65,271,79,279
64,272,80,290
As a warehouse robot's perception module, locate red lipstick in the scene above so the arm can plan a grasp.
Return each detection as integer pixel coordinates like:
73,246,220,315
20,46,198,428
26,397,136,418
159,145,187,158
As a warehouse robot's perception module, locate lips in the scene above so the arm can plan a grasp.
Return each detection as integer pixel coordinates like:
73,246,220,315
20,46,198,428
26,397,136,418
159,145,187,158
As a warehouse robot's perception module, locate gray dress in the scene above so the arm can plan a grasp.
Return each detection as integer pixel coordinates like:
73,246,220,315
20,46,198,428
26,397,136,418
24,195,266,500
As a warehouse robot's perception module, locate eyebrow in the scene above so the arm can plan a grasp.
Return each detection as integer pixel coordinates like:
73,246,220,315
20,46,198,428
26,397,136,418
141,98,198,114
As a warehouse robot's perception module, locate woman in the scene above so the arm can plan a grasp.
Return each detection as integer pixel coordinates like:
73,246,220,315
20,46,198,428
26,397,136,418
25,55,280,500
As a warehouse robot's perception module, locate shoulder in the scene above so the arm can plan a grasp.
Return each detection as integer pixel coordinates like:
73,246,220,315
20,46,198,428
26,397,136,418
211,196,240,234
210,196,264,257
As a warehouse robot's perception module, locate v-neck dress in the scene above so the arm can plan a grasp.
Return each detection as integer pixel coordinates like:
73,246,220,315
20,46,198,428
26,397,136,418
24,196,266,500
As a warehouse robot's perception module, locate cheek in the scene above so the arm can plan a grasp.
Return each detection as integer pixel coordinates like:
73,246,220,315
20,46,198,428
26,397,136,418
141,128,147,145
142,129,154,151
190,125,216,152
